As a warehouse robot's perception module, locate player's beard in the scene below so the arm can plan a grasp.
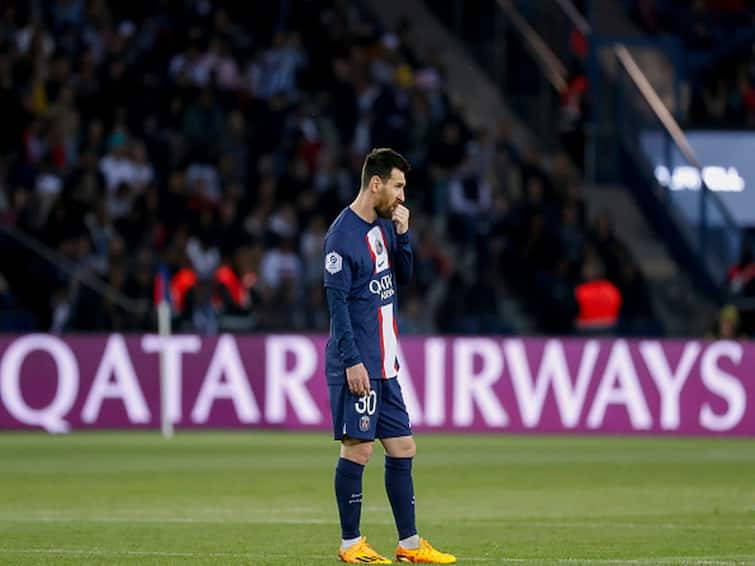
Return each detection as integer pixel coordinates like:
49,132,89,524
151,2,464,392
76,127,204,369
375,191,396,219
376,204,393,219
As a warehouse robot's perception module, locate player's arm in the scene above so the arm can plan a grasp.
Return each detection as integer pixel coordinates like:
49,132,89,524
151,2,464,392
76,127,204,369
326,288,370,396
392,204,413,284
324,241,371,396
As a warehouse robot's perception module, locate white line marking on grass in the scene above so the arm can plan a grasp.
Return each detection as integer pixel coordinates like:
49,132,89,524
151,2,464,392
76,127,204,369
545,560,755,565
0,515,362,525
467,559,755,565
0,548,333,559
483,520,755,531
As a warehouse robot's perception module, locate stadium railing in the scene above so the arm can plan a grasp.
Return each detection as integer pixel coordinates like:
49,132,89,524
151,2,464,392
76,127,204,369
609,45,745,295
423,0,564,149
520,0,745,298
426,0,744,302
0,223,141,315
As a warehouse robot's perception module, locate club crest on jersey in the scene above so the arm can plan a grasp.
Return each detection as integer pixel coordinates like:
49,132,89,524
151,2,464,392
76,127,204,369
359,415,370,432
366,226,390,274
325,251,342,274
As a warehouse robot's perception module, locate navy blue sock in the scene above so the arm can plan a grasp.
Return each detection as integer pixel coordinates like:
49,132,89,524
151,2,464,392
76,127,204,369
335,458,364,540
385,456,417,540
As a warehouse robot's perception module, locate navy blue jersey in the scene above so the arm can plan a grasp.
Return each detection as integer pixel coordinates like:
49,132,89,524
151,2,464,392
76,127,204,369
324,207,413,385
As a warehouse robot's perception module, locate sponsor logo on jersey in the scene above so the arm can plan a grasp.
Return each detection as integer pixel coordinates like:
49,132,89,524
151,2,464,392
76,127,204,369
369,274,395,300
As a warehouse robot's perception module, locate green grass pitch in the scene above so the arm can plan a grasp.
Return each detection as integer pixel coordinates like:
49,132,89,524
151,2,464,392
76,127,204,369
0,432,754,565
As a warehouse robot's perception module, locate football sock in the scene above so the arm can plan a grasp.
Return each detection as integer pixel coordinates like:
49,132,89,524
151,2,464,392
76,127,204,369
399,534,421,549
335,457,364,540
341,535,362,551
385,455,417,540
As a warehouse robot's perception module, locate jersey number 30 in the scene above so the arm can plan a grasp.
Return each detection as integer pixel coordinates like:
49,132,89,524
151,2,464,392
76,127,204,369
355,391,377,415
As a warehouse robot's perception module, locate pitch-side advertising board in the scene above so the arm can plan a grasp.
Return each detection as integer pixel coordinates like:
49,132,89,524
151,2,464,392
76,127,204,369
0,334,752,435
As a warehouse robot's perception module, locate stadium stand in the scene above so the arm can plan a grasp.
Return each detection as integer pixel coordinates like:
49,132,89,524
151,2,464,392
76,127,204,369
617,0,755,333
428,0,755,338
6,0,748,337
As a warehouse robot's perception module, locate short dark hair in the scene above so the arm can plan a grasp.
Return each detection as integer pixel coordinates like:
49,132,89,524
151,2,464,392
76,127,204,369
361,148,410,188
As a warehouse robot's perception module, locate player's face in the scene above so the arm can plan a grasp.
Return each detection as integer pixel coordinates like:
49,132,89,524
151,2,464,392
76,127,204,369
375,169,406,219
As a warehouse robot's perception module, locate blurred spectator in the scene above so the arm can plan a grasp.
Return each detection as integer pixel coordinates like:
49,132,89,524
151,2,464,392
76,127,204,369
591,210,629,287
726,242,755,336
178,277,220,335
558,63,588,169
617,261,658,336
447,165,492,248
708,304,744,340
259,236,302,295
574,252,623,334
727,244,755,297
0,273,35,331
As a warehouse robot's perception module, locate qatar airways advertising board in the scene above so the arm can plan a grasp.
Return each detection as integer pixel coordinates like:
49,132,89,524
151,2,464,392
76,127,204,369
0,334,752,436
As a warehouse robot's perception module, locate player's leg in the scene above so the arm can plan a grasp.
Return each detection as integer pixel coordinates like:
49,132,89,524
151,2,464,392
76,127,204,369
381,434,418,545
336,439,390,563
378,379,456,564
337,437,372,544
329,382,391,564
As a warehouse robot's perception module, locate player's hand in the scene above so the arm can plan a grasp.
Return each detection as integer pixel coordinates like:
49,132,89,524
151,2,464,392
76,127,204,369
392,204,410,235
346,363,371,397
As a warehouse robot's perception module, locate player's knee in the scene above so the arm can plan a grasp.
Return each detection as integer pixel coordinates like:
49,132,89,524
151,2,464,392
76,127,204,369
341,439,374,464
387,437,416,458
402,438,417,458
351,442,373,464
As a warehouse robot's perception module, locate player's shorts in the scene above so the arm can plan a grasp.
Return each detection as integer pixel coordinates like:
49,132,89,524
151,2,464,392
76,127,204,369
328,378,412,441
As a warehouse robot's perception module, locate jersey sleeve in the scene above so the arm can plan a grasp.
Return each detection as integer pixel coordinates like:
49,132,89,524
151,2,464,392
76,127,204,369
393,228,413,284
323,233,353,292
326,287,362,367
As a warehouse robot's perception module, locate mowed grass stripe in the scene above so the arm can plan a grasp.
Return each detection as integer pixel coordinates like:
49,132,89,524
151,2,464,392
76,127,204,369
0,548,753,565
0,432,753,565
0,514,753,531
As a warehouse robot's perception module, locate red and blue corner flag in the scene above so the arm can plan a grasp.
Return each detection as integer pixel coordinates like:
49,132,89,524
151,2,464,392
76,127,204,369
153,264,172,309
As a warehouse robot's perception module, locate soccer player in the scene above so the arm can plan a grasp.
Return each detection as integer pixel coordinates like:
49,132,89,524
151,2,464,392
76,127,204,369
323,148,456,564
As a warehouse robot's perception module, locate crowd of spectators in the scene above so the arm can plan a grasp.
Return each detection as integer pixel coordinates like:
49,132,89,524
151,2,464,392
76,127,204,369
622,0,755,128
0,0,658,336
626,0,751,47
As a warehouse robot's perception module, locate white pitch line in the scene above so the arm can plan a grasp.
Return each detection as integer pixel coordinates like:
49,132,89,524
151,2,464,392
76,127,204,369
0,515,356,525
474,520,755,531
0,548,328,559
549,560,755,566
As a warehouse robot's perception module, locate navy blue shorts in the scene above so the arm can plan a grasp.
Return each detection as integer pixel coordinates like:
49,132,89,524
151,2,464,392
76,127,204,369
328,378,412,441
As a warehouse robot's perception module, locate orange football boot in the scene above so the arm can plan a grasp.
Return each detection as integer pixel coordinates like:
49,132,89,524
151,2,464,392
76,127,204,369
338,536,392,563
395,538,456,564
